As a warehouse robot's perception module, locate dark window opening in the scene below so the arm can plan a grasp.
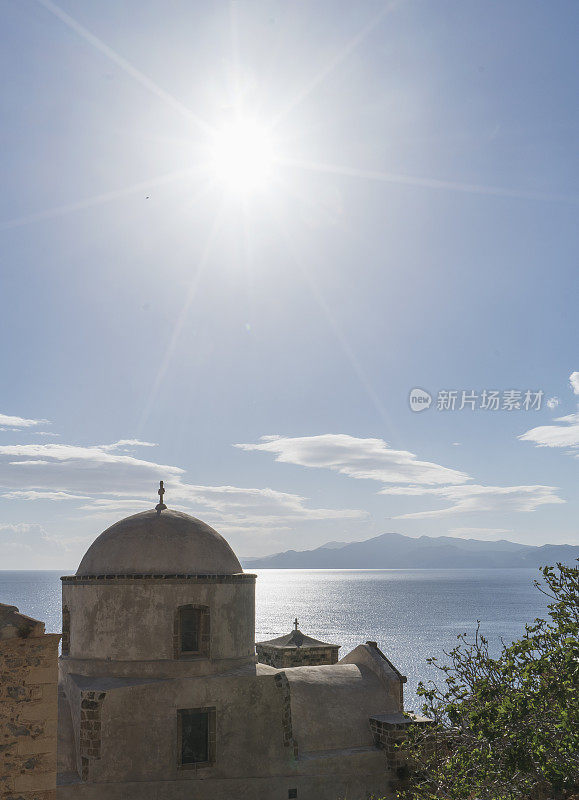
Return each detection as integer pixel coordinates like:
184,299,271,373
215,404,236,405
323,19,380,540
180,607,201,653
178,707,215,767
62,606,70,656
174,605,210,659
288,790,298,799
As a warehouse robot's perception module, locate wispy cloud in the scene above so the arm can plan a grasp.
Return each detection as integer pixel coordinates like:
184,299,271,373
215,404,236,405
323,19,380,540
99,440,157,452
381,484,564,518
2,490,90,502
0,440,183,495
519,371,579,450
0,413,49,428
236,434,469,486
0,522,67,554
0,437,365,533
77,484,366,528
519,413,579,448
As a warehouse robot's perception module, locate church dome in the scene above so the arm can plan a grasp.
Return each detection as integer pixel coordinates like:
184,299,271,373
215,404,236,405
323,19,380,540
76,508,243,576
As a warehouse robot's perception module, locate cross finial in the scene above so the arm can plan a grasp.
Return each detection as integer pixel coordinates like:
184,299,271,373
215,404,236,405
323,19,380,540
155,480,167,512
294,617,299,631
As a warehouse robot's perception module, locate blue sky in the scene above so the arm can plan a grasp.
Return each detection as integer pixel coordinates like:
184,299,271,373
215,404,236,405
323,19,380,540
1,0,578,568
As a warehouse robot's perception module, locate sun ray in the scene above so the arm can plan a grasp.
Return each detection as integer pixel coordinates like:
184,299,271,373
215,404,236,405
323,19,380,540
279,157,579,204
35,0,214,135
271,1,399,129
137,201,227,433
266,203,395,436
0,167,210,231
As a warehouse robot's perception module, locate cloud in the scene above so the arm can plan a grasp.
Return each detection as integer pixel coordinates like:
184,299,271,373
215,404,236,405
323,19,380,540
380,483,565,518
77,484,367,528
0,440,183,494
569,372,579,395
0,435,368,535
519,413,579,448
236,434,469,486
2,490,90,502
99,440,157,452
0,523,66,554
0,413,49,428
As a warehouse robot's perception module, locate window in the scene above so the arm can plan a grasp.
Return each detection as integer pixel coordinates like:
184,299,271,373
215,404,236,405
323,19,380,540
174,605,210,658
181,607,201,652
62,606,70,656
288,790,298,799
178,707,215,767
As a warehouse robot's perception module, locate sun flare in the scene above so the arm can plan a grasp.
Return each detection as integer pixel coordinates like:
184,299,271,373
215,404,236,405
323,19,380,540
209,118,275,194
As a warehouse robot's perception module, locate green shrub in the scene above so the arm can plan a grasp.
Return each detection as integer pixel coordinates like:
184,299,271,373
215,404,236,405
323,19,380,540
396,562,579,800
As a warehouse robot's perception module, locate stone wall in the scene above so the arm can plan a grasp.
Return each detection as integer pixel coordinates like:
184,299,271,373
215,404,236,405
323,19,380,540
0,604,60,800
256,645,339,668
61,575,256,675
370,712,432,780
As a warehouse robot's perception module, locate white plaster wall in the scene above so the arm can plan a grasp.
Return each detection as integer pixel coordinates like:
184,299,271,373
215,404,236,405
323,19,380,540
285,663,397,753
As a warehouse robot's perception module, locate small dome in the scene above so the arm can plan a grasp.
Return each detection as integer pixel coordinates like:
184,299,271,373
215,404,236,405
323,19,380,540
76,509,242,576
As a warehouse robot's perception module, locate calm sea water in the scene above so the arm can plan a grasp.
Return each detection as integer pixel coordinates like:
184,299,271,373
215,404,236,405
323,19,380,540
0,568,549,709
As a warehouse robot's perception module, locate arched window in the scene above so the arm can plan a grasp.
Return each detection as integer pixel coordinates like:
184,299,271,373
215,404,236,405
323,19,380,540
62,606,70,656
174,605,210,658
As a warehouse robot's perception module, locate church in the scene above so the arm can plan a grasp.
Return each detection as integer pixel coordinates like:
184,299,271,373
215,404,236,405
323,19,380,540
56,484,417,800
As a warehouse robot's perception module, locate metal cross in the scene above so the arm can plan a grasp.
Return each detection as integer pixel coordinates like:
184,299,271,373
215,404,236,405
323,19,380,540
155,480,167,511
294,617,299,631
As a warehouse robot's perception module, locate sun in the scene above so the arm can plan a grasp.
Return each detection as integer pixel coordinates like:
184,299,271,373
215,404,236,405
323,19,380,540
209,117,275,194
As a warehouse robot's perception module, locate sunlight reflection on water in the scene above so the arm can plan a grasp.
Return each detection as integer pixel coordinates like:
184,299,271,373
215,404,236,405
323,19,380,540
0,568,547,708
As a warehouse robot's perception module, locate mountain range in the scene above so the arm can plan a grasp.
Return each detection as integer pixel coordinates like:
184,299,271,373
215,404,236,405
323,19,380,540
242,532,579,569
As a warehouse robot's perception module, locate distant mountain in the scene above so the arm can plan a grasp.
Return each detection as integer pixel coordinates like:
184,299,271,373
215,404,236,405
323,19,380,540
242,532,579,569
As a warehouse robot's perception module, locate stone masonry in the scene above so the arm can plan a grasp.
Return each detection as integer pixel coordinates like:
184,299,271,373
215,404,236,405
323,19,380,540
0,603,60,800
370,712,432,781
79,692,106,782
256,622,340,668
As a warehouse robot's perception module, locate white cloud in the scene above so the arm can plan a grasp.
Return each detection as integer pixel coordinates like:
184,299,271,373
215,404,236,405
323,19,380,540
99,439,157,452
0,413,49,428
569,372,579,395
236,434,469,486
0,440,183,495
519,413,579,448
0,523,66,553
0,436,366,534
76,483,367,529
2,490,90,502
381,483,565,518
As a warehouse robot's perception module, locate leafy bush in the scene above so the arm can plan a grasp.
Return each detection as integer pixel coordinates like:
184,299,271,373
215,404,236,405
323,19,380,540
396,562,579,800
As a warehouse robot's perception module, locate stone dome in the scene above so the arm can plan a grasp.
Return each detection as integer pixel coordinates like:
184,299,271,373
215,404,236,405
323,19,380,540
76,509,243,576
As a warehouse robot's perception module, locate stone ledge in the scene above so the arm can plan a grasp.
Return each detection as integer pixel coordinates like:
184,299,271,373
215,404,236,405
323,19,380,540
370,712,432,731
61,573,256,584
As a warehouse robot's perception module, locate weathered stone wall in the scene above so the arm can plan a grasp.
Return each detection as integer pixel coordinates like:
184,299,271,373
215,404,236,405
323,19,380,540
370,712,433,781
256,645,339,668
0,604,60,800
61,575,256,675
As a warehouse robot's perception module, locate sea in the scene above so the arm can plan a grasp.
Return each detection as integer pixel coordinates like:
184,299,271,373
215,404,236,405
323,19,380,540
0,568,549,710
